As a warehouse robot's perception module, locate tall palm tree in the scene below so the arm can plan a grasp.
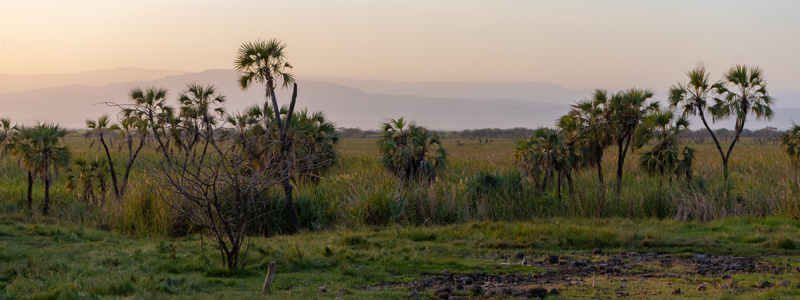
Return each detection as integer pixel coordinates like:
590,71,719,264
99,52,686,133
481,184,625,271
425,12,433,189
235,38,301,233
609,88,659,193
9,124,71,215
781,124,800,166
85,116,120,198
6,126,35,209
571,89,614,187
113,114,148,197
712,65,775,180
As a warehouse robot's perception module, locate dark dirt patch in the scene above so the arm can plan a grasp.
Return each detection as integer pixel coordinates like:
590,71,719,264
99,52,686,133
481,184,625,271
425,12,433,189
367,251,787,299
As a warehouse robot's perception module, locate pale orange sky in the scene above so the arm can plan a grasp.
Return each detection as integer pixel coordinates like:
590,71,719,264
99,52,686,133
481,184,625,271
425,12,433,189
1,0,799,90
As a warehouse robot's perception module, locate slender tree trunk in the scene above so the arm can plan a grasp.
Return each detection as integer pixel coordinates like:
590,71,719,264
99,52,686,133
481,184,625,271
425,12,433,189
120,136,145,196
100,134,120,198
616,139,625,194
266,79,301,234
26,171,33,210
699,111,727,180
42,177,50,215
566,171,574,195
557,173,562,200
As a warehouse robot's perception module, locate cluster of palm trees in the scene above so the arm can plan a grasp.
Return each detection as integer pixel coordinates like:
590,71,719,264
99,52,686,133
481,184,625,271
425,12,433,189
379,118,447,183
1,121,71,215
515,65,776,197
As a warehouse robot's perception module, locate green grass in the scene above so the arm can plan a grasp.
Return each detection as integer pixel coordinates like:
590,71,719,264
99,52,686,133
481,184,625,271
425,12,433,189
2,216,800,299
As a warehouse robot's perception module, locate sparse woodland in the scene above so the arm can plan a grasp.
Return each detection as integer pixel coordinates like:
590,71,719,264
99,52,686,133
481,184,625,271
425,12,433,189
2,39,800,299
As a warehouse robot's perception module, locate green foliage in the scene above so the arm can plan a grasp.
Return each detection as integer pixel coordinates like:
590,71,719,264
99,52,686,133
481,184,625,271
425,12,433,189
781,124,800,166
379,118,446,183
635,109,695,182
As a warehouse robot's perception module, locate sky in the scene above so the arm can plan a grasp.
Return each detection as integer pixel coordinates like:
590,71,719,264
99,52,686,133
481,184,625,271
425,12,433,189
1,0,800,90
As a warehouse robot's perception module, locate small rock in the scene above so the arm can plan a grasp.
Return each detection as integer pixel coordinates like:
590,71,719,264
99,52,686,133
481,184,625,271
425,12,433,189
696,283,706,291
318,286,327,293
593,248,603,255
335,297,344,300
616,291,629,297
721,283,729,289
619,283,627,289
471,284,483,295
548,288,560,296
779,279,791,287
547,255,559,264
409,291,421,300
437,292,449,300
514,251,525,260
759,281,773,289
338,289,351,294
441,270,451,277
526,287,548,298
672,288,681,295
722,274,732,279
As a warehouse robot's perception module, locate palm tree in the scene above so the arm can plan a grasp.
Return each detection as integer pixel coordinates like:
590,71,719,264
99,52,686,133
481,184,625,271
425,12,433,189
635,109,694,185
178,83,226,147
0,118,13,159
609,88,659,193
6,126,35,209
379,118,446,183
781,124,800,166
235,38,301,233
711,65,775,180
113,114,148,197
85,116,120,198
9,124,71,215
290,109,340,183
571,89,614,187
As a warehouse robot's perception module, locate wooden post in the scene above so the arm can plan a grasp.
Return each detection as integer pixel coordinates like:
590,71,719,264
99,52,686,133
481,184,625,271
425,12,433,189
262,261,276,294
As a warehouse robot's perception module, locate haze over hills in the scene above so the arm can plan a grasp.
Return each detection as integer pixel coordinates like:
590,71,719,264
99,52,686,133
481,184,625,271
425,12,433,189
0,68,187,94
0,69,797,130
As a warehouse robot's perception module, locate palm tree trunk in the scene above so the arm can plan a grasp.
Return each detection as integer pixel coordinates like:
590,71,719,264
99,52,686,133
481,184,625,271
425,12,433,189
26,171,33,210
616,139,625,194
100,134,120,198
42,177,50,215
566,171,574,195
120,136,146,196
699,112,727,180
557,174,562,201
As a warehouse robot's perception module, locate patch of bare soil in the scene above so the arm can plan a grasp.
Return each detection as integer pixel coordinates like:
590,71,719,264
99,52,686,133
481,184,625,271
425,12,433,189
367,251,790,299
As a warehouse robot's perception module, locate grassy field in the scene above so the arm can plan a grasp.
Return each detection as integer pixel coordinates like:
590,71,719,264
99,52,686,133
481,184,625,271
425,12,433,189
1,135,800,298
3,215,800,299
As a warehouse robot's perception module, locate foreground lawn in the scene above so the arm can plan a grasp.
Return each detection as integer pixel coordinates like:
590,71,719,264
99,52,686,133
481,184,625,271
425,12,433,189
2,215,800,299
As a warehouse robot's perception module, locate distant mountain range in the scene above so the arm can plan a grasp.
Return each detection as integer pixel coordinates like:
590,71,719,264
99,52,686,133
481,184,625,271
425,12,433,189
0,69,797,130
0,68,187,94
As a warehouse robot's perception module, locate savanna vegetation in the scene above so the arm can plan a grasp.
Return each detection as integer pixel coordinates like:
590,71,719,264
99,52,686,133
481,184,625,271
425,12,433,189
2,40,800,299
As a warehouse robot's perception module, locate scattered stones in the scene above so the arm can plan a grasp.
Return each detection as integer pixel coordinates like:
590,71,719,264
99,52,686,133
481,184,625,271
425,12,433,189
616,291,629,297
619,283,627,289
548,288,560,296
759,281,773,289
696,283,707,291
514,251,525,260
593,248,603,255
441,270,451,277
779,279,791,287
318,286,327,293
